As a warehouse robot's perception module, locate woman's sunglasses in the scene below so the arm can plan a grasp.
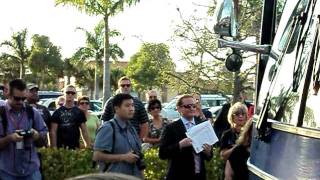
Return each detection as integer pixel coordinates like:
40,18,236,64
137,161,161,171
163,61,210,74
79,101,90,105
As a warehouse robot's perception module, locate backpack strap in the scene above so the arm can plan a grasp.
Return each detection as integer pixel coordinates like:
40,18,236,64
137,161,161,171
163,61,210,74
109,120,116,153
0,106,8,136
25,105,35,129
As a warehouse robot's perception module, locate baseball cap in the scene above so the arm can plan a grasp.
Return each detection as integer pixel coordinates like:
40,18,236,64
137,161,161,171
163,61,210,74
27,83,39,91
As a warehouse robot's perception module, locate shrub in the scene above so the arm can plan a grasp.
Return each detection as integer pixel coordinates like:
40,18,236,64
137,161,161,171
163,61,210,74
39,148,97,180
39,147,223,180
143,148,168,180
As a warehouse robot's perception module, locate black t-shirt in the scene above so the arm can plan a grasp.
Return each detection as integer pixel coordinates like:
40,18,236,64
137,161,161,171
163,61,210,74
52,106,86,149
228,145,250,180
220,128,239,150
35,104,51,128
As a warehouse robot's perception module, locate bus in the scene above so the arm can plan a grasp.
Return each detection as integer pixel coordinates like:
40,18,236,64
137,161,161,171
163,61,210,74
214,0,320,179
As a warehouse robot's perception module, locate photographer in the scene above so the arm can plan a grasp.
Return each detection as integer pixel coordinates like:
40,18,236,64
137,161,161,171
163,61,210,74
93,93,145,179
0,79,48,179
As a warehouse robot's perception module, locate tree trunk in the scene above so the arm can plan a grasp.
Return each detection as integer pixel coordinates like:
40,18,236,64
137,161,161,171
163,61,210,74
67,76,71,85
102,13,111,105
233,71,241,104
19,62,24,79
94,59,99,100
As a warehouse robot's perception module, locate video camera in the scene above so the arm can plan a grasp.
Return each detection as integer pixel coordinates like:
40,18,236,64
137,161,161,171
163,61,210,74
16,130,33,137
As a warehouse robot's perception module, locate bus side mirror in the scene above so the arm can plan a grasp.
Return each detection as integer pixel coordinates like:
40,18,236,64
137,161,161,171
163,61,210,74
213,0,239,37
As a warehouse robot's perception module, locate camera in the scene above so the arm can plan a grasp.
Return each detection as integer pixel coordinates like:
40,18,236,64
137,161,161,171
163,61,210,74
16,130,33,137
133,151,146,170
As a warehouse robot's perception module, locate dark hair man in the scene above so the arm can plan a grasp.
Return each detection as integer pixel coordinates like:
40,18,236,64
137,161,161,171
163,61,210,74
159,94,213,180
50,85,91,149
26,84,51,130
0,79,48,179
101,76,149,139
93,93,145,178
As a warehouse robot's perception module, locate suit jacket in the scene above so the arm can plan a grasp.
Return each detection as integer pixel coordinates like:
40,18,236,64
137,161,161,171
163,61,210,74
159,118,212,180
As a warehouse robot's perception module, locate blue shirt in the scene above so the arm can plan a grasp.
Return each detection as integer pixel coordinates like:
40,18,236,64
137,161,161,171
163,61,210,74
181,116,196,130
0,102,48,176
94,116,142,178
180,116,201,173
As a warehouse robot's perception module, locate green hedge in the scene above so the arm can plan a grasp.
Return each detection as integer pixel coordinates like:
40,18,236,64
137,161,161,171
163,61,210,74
39,147,224,180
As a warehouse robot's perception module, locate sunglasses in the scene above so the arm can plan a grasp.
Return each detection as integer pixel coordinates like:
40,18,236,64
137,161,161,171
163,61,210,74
150,106,161,110
79,101,90,105
181,104,196,109
233,112,246,116
120,84,131,88
66,91,76,95
13,96,27,102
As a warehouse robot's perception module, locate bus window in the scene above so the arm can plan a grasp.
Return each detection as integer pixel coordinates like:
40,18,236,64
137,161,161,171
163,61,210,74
278,0,309,54
303,49,320,129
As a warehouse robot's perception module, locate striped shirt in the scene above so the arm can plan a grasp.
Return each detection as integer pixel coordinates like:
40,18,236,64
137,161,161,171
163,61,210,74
101,97,149,135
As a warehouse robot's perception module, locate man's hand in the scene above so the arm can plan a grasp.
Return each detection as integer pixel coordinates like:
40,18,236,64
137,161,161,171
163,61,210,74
8,133,24,142
202,144,212,156
31,129,40,141
179,138,192,149
121,151,139,164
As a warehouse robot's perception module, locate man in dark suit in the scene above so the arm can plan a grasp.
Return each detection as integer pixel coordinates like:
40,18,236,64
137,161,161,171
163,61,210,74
159,94,213,180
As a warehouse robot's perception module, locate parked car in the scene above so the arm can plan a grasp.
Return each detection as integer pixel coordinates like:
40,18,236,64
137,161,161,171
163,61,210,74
208,106,222,121
38,91,63,100
161,94,228,121
39,98,103,118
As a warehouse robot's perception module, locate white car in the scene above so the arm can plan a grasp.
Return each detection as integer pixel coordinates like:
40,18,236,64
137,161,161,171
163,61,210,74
39,98,103,118
161,94,228,121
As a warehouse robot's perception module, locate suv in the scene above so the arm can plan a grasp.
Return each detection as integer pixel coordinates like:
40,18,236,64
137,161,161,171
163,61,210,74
38,91,63,100
161,94,228,121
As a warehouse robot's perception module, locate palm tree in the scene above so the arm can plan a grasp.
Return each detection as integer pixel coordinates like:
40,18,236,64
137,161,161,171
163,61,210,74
55,0,140,104
74,22,124,99
0,29,30,79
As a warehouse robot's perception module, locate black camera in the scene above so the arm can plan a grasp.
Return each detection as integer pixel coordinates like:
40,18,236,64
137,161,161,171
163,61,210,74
16,130,33,137
133,151,146,170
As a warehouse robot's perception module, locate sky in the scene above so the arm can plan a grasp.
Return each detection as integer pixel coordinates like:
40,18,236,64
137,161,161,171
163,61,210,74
0,0,212,71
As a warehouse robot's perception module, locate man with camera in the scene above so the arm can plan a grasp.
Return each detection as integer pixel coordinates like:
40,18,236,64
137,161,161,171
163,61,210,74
0,79,48,179
93,93,145,179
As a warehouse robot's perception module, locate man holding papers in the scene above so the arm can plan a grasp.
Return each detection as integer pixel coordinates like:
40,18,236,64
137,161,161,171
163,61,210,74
159,94,213,180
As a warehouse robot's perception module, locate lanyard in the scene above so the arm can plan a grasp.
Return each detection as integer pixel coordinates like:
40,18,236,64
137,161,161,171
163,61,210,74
7,110,26,130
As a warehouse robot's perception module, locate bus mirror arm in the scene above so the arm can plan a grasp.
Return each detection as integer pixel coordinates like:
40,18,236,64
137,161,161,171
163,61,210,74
256,96,272,142
218,38,272,54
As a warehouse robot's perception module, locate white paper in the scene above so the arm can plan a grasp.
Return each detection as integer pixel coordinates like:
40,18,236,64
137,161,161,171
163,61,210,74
186,121,218,153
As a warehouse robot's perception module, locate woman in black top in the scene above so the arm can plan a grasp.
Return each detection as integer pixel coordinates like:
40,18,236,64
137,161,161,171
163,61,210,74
142,99,168,149
225,120,253,180
220,102,248,161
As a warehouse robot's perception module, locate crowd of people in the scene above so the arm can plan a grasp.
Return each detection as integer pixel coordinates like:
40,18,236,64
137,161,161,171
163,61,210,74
0,77,254,180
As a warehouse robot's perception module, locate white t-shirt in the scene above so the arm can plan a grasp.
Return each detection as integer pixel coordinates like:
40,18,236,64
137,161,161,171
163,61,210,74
0,100,6,106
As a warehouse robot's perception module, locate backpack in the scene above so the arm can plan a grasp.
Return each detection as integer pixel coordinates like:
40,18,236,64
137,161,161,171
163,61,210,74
0,105,34,136
96,120,116,172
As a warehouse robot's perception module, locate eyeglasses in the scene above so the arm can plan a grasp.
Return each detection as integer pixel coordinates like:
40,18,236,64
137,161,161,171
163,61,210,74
13,96,27,102
150,106,161,110
66,91,76,95
79,101,90,105
120,84,131,88
233,112,246,116
181,104,196,109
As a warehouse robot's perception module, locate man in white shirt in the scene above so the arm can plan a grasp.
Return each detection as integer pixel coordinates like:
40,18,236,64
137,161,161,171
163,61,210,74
0,82,9,106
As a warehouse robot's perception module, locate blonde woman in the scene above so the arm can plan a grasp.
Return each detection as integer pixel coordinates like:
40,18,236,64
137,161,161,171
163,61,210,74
220,102,248,161
55,96,65,108
225,120,253,180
